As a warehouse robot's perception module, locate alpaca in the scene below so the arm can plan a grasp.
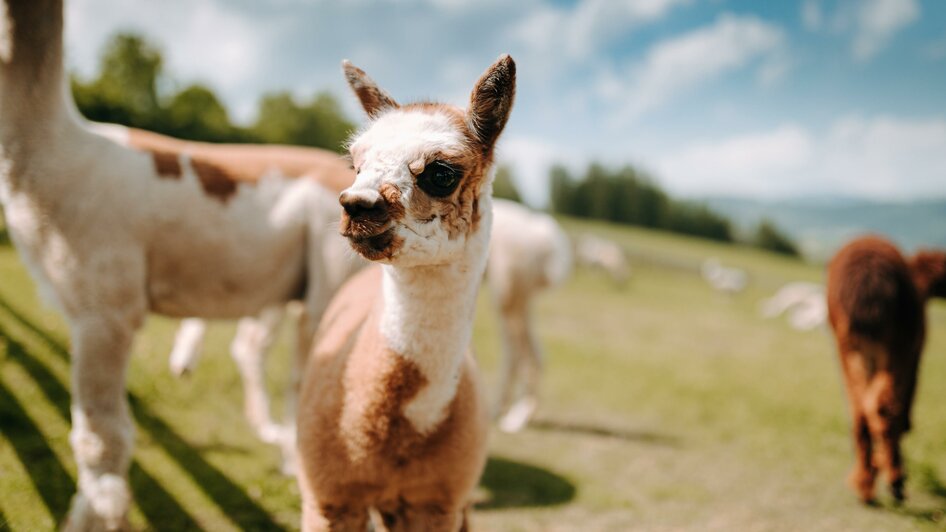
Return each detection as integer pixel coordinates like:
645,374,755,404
575,232,630,286
702,257,748,294
760,281,827,331
0,1,353,528
297,55,515,530
489,198,571,432
826,235,946,503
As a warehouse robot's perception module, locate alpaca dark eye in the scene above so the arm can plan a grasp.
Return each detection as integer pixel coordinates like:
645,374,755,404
417,161,461,197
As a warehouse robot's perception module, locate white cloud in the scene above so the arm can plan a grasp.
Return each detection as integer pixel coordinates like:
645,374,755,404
653,125,813,197
851,0,919,61
513,0,691,62
801,0,823,31
609,14,786,120
649,116,946,199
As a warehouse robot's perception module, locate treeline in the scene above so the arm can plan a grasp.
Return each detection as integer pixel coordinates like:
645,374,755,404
546,163,799,256
71,34,354,152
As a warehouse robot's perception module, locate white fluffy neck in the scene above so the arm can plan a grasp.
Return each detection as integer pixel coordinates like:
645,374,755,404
379,206,492,434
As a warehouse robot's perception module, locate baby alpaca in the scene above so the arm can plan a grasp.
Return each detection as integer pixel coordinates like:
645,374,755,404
297,56,516,530
827,236,946,503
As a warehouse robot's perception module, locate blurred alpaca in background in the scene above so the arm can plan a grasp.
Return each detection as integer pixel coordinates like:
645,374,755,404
760,281,826,331
827,236,946,503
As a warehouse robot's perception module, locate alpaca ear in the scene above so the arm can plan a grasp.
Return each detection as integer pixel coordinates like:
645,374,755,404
342,60,399,119
468,54,516,152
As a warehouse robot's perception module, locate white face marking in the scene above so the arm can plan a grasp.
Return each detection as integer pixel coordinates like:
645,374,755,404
344,109,475,267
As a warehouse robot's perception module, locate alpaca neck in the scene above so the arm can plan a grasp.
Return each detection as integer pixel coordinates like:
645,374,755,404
378,208,492,434
0,0,72,141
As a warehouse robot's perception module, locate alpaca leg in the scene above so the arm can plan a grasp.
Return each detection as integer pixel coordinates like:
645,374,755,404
231,306,284,444
169,318,207,376
499,302,542,433
839,346,876,503
64,318,138,531
494,305,523,422
864,372,906,501
848,412,876,503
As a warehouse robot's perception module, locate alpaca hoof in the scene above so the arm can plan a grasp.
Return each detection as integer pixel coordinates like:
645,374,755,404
63,489,130,532
848,469,876,504
497,397,537,433
890,478,906,502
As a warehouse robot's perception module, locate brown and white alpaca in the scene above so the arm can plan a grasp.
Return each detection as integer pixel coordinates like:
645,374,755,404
0,1,354,528
297,55,515,530
489,198,571,432
827,235,946,503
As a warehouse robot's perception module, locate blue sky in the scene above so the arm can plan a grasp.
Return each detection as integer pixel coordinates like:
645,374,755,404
65,0,946,205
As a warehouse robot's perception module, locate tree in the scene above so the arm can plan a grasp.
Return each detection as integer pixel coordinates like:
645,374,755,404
492,165,522,203
72,33,163,125
753,219,800,256
251,91,354,153
163,85,241,142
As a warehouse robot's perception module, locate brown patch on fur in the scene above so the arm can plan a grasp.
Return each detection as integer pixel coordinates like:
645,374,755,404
126,128,355,193
150,150,181,178
297,267,488,529
191,158,239,202
827,236,929,504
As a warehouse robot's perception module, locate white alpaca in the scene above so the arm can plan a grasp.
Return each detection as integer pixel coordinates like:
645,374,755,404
702,257,748,294
297,56,515,530
0,2,354,528
489,198,571,432
760,281,827,331
575,232,630,286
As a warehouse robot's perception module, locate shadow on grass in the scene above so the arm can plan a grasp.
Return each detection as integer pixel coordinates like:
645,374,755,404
476,456,576,510
0,228,9,248
0,378,74,524
530,418,681,447
868,464,946,525
0,299,285,531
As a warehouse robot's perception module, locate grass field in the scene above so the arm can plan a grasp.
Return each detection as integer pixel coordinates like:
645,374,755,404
1,215,944,531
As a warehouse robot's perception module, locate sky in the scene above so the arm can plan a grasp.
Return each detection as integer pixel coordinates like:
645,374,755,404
65,0,946,206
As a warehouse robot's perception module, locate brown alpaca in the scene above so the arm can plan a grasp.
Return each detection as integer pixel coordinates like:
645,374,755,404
297,55,516,530
827,235,946,503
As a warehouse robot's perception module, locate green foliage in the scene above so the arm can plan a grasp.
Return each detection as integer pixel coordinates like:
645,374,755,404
492,165,522,203
252,91,354,153
71,32,353,150
549,163,733,242
164,85,239,142
753,218,800,257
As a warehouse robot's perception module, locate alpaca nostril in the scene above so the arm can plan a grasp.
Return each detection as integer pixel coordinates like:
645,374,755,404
340,190,388,221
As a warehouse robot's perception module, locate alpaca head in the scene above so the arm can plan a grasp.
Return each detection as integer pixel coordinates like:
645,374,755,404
339,55,515,266
911,250,946,299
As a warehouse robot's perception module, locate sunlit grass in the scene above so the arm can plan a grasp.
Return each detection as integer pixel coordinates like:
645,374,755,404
1,216,944,530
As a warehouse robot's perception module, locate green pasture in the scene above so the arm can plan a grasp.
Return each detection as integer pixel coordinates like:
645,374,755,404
0,216,944,531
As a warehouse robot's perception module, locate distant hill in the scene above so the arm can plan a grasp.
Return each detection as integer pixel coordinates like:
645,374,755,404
703,197,946,261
